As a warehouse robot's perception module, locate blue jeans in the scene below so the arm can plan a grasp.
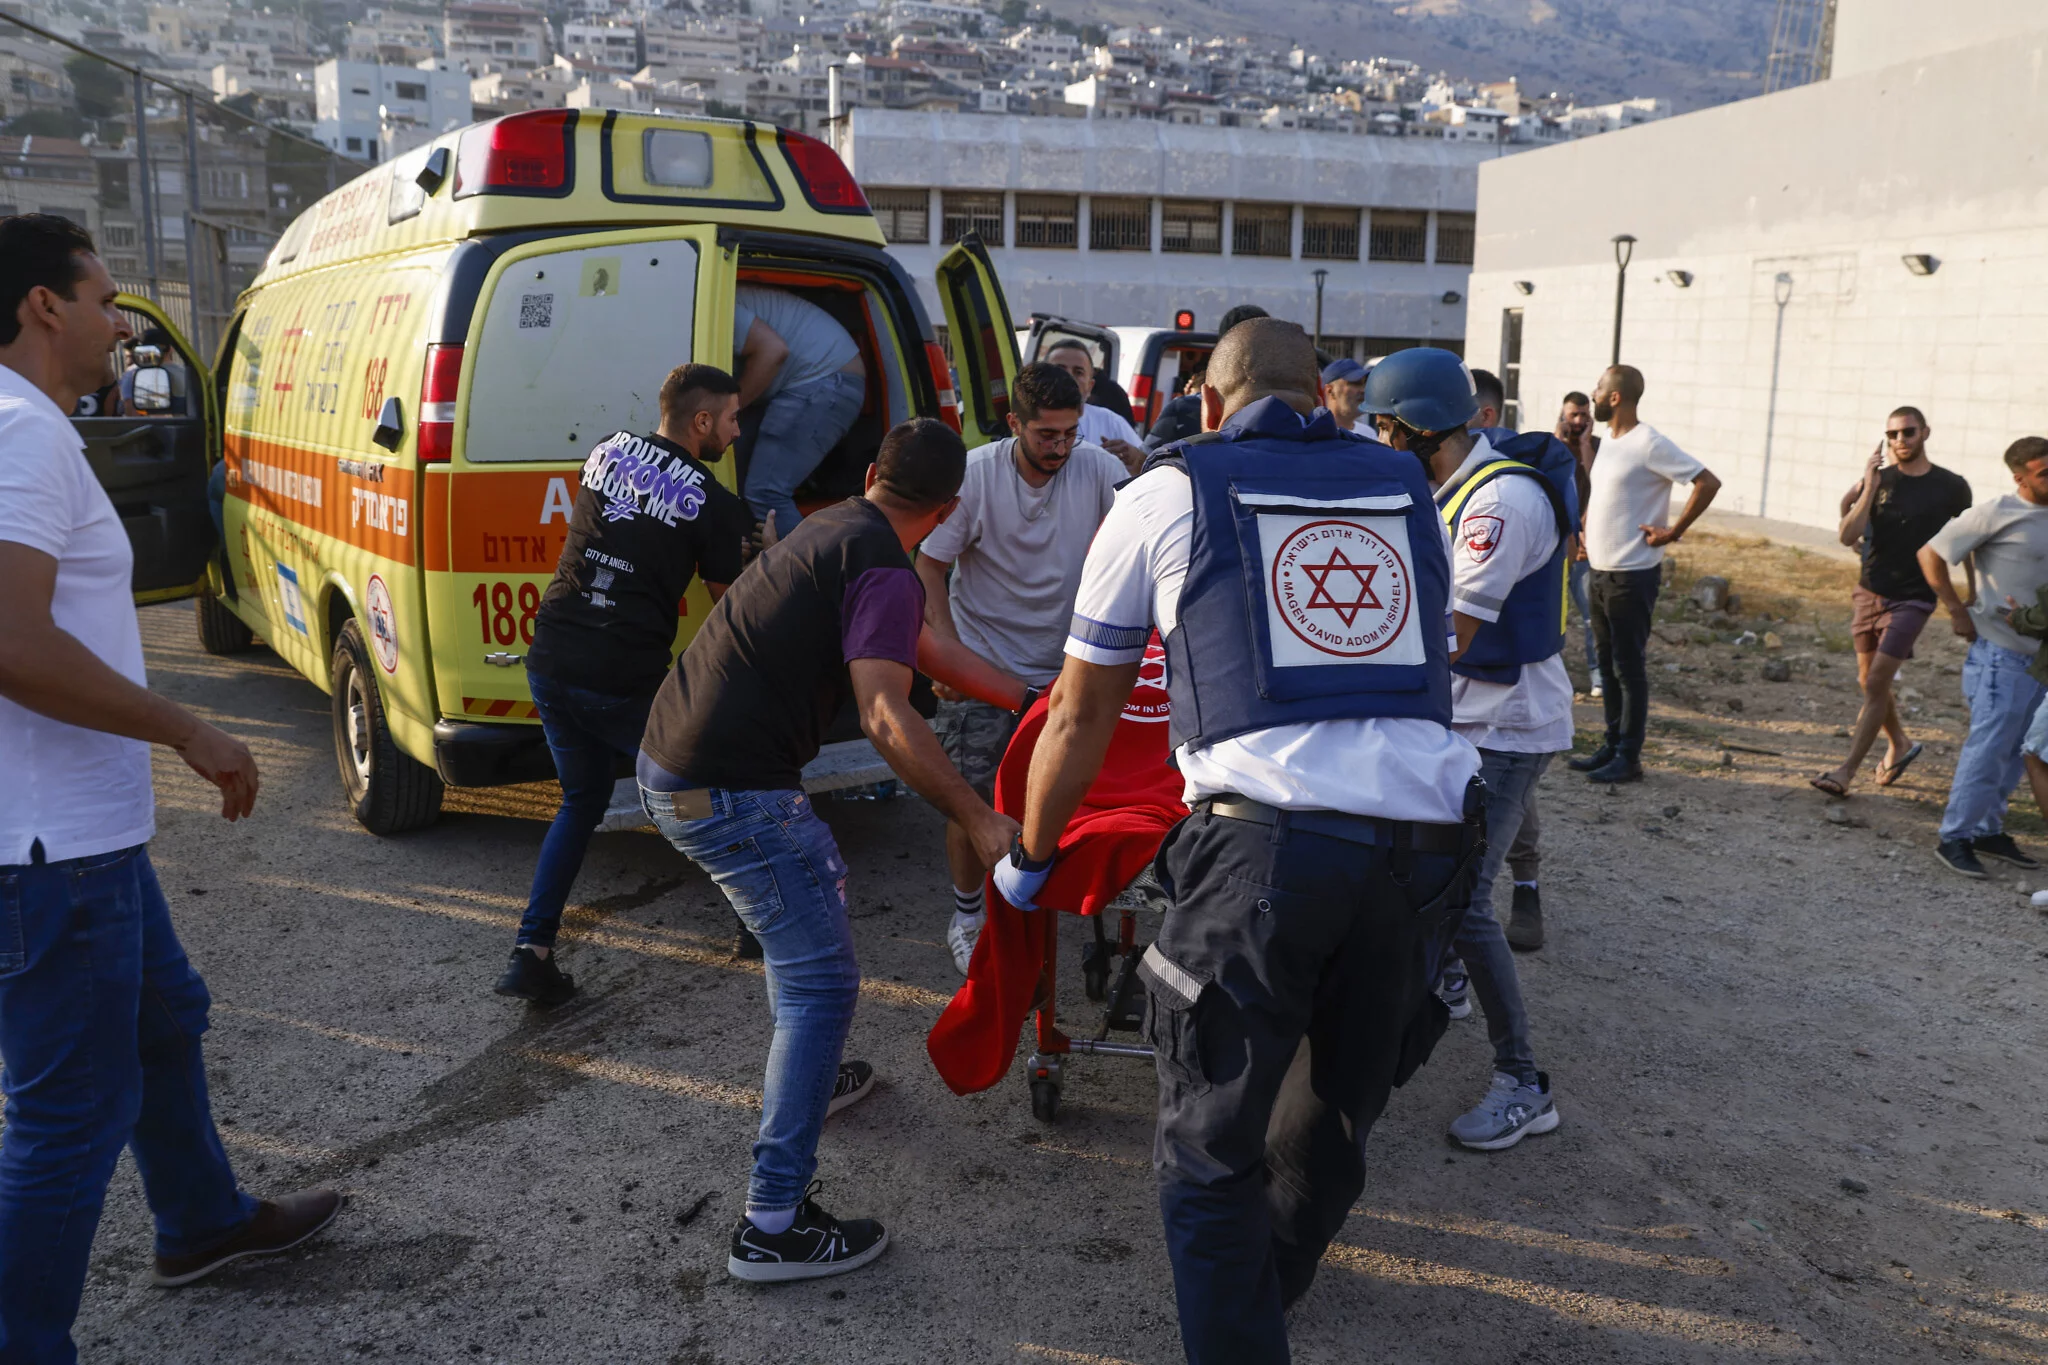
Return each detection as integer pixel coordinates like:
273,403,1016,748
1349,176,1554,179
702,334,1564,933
747,369,865,539
640,787,857,1212
518,670,657,949
1443,748,1547,1085
1939,638,2045,842
1569,560,1601,688
0,845,256,1364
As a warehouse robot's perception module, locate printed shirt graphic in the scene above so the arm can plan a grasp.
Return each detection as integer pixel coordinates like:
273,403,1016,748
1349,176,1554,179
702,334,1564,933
1439,443,1575,753
524,430,747,695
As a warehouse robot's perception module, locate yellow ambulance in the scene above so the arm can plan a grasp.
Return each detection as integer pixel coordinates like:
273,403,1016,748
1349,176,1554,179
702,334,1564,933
84,110,1024,833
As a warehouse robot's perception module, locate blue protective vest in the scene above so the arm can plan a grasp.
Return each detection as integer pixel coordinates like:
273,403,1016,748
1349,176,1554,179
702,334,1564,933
1151,397,1454,752
1435,430,1574,685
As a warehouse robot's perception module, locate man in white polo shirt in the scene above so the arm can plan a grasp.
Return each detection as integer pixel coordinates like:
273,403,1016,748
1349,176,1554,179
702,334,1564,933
1570,364,1721,784
0,215,342,1361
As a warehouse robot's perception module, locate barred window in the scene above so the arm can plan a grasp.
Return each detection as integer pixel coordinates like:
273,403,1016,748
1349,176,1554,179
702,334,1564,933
1089,196,1149,251
1368,209,1427,263
1161,199,1221,254
1301,206,1359,261
1359,336,1427,360
941,191,1004,247
1232,202,1291,258
1015,193,1077,249
1435,212,1475,265
868,187,930,244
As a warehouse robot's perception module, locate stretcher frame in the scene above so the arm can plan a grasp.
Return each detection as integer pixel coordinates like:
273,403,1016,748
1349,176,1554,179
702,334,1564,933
1022,871,1164,1121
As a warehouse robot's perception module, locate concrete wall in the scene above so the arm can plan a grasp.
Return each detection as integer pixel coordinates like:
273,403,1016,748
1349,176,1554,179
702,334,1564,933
846,107,1493,343
1831,0,2046,78
1463,26,2048,531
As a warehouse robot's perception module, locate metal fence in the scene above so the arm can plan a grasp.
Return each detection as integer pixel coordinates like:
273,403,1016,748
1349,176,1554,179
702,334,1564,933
1,12,367,361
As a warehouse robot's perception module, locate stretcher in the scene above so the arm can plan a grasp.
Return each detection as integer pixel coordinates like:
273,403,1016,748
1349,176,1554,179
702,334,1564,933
1022,867,1166,1121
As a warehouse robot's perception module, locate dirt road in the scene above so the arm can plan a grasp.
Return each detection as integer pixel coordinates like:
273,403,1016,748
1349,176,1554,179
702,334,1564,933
72,537,2048,1362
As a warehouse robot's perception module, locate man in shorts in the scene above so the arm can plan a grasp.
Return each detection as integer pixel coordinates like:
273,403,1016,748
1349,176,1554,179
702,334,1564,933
1813,406,1971,796
916,364,1125,972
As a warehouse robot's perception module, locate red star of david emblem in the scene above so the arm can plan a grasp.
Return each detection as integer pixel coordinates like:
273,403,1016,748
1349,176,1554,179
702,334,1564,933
1301,549,1382,626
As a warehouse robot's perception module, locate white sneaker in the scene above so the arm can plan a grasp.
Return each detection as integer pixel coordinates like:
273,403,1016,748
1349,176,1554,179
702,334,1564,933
947,909,985,976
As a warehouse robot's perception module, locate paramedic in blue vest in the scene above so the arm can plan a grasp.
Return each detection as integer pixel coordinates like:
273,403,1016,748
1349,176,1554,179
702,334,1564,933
1362,348,1569,1155
1001,319,1484,1365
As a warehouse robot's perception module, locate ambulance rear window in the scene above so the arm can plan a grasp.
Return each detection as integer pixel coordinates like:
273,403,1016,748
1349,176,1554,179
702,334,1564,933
463,240,700,463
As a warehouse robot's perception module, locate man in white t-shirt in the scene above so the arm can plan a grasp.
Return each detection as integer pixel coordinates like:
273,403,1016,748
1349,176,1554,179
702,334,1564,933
1041,340,1145,474
916,363,1124,972
1362,346,1566,1154
998,320,1483,1362
1569,364,1721,783
0,216,344,1355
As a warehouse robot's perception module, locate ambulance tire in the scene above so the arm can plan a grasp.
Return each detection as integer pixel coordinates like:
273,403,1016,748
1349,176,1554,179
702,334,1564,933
332,619,444,836
195,593,256,655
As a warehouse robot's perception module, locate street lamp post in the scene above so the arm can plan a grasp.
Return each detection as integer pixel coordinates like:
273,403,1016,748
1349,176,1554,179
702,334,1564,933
1312,267,1328,349
1610,233,1636,366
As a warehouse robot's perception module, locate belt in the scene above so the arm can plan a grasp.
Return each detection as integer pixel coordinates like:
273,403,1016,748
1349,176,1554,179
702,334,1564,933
1195,794,1471,853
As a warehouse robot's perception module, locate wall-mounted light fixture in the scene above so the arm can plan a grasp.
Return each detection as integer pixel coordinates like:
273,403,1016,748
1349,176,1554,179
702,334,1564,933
1901,253,1938,276
1667,270,1694,288
1440,290,1463,305
1512,280,1535,296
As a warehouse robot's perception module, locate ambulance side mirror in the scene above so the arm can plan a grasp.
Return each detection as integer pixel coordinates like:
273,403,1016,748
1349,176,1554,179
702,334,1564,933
415,146,450,196
131,366,173,413
371,396,405,451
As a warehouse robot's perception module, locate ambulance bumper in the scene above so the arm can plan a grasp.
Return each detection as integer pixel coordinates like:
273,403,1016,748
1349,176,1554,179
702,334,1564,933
432,720,557,788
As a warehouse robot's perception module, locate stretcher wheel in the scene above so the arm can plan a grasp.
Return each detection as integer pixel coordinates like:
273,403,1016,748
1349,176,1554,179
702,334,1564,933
1081,938,1113,1003
1030,1078,1062,1122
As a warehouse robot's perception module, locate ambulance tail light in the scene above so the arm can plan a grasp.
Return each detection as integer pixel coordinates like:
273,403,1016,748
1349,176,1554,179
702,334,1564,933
926,341,961,432
777,128,869,214
1130,372,1159,428
454,110,572,198
416,344,463,463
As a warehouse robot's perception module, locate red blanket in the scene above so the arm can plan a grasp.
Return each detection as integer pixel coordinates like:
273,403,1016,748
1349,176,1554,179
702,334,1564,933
926,643,1187,1096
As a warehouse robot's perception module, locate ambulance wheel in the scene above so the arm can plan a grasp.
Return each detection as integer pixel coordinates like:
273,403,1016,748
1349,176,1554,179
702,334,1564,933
332,619,443,835
1030,1078,1061,1122
195,593,255,655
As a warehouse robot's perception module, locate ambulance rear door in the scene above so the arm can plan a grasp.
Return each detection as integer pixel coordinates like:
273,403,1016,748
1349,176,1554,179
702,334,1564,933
934,236,1019,444
1020,314,1118,383
73,295,217,604
428,224,732,734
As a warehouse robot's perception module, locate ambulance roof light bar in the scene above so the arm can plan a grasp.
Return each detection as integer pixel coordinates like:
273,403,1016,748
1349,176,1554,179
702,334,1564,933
1173,309,1195,330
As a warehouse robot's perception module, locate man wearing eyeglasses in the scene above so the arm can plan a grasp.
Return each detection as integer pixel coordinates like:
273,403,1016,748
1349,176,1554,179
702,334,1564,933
916,363,1126,973
1813,407,1971,797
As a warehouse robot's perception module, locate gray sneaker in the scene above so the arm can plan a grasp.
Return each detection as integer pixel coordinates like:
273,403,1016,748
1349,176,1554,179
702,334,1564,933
1448,1071,1560,1151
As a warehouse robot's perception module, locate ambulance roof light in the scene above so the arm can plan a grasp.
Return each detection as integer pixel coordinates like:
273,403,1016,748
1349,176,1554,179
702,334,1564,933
777,128,869,215
454,110,574,200
1173,309,1195,330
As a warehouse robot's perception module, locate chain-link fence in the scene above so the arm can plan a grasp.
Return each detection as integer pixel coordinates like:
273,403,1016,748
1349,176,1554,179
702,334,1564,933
2,12,367,361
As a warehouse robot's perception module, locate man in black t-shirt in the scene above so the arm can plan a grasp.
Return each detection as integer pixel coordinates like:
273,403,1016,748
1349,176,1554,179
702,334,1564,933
637,418,1025,1284
1814,405,1973,796
494,364,751,1005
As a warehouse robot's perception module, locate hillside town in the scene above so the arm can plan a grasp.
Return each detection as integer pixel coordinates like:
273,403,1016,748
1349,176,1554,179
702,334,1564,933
3,0,1672,167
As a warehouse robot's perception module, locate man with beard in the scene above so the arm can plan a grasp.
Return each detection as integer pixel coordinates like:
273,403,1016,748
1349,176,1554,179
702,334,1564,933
494,363,752,1003
916,363,1127,972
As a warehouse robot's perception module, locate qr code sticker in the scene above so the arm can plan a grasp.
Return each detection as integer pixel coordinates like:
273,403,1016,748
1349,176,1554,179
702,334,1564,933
519,293,554,330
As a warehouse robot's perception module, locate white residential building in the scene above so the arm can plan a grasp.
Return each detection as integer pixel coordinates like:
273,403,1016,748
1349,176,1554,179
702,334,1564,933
443,3,552,75
314,59,472,164
561,19,642,73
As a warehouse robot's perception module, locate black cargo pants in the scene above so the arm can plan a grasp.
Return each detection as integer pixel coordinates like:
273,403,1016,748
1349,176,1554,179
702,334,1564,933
1141,805,1479,1365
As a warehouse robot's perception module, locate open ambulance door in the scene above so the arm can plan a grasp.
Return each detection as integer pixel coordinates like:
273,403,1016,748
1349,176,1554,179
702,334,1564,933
935,236,1020,443
72,294,219,604
1019,313,1118,382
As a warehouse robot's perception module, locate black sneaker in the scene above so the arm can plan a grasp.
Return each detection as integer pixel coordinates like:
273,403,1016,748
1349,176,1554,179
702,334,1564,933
1584,755,1644,784
733,913,763,960
727,1184,888,1283
1506,885,1544,952
828,1061,876,1117
1935,838,1989,879
494,946,576,1005
1567,745,1616,773
1971,833,2041,870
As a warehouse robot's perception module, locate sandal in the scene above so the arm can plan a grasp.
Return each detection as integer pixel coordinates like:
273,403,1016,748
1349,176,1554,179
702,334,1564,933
1876,741,1924,787
1809,774,1849,797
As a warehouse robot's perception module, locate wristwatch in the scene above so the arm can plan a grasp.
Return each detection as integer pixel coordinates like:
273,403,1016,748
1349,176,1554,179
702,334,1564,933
1009,830,1054,873
1015,684,1043,716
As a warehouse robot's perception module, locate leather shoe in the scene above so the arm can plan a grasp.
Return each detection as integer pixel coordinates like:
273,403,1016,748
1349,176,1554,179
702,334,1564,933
1585,756,1644,784
152,1188,345,1287
1566,745,1615,773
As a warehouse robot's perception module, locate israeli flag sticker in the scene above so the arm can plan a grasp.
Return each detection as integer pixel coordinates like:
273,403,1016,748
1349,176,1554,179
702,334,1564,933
275,562,308,636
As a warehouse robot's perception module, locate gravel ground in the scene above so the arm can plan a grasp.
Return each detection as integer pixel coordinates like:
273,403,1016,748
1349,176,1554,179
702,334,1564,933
67,547,2048,1363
